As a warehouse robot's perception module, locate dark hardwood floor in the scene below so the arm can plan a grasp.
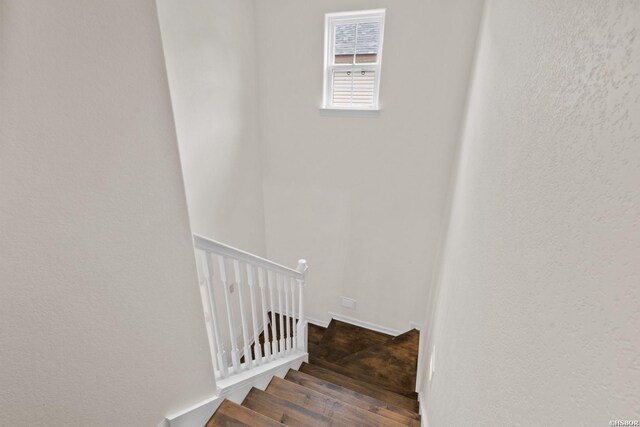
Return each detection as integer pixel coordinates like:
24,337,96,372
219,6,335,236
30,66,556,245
313,319,392,362
208,317,421,426
307,322,326,354
206,400,284,427
284,369,420,426
312,327,420,399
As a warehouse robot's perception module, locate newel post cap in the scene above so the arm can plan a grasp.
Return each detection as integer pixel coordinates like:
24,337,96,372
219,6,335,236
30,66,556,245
296,259,309,274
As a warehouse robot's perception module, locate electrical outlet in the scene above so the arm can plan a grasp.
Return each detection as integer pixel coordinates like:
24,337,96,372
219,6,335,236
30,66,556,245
339,296,356,309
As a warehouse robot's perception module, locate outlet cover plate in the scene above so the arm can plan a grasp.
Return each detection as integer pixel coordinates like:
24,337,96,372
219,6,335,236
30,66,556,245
339,296,356,309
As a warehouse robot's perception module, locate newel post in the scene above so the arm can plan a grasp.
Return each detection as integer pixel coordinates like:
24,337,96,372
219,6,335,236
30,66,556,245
296,259,309,353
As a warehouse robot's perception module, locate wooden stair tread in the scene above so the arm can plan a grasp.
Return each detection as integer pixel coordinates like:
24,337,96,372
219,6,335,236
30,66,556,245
313,319,393,362
266,376,406,427
308,342,318,355
307,322,326,348
242,387,332,426
329,329,420,398
309,357,418,400
299,362,419,413
207,400,285,426
211,321,421,426
284,369,420,426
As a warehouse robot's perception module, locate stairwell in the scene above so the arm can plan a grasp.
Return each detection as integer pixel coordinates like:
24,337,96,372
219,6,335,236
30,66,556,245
207,319,421,426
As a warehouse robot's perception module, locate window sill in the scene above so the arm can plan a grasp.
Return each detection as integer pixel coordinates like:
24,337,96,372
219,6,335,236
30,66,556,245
319,107,381,117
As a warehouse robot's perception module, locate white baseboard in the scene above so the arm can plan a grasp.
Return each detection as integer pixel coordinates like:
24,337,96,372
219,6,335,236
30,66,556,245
328,311,404,336
419,392,429,427
266,310,329,329
415,321,427,392
216,353,307,395
165,352,307,427
306,315,329,328
271,311,403,337
165,395,224,427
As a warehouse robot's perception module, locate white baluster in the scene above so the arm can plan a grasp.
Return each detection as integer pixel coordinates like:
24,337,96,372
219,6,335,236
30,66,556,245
296,259,308,352
198,251,228,378
246,264,262,366
233,259,252,370
290,277,297,352
267,270,279,357
258,267,272,361
218,255,241,373
284,275,291,354
277,273,285,355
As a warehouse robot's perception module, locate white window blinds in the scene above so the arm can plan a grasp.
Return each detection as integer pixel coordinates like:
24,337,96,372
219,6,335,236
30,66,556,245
332,70,376,107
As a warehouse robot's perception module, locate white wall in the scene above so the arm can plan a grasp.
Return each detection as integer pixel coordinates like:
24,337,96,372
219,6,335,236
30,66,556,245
424,0,640,425
156,0,267,368
0,1,215,425
255,0,485,331
156,0,265,254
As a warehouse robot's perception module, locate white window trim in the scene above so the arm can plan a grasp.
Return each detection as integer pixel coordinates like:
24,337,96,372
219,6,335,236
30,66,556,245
322,9,386,111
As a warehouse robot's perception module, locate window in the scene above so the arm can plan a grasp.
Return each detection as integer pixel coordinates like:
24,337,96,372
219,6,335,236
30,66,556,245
323,9,386,110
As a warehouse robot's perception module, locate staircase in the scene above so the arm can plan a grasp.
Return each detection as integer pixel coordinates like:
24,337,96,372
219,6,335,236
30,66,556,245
190,235,420,426
206,319,421,426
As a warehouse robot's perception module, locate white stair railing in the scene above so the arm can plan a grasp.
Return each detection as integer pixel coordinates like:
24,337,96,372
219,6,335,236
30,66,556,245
193,234,308,380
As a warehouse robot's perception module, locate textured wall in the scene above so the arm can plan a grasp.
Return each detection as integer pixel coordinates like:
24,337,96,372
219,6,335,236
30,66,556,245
156,0,267,373
424,0,640,425
156,0,265,254
255,0,485,331
0,1,214,425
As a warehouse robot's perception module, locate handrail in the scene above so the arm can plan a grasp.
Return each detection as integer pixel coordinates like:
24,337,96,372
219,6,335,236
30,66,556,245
193,233,309,382
193,234,303,279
